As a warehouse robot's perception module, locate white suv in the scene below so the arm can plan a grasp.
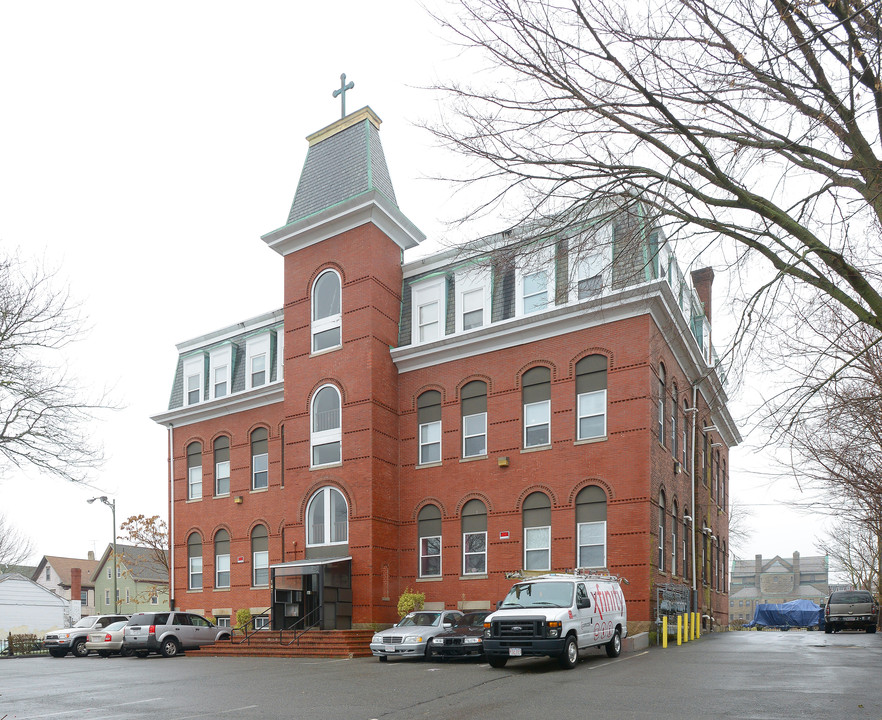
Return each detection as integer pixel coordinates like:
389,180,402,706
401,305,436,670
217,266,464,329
483,572,628,669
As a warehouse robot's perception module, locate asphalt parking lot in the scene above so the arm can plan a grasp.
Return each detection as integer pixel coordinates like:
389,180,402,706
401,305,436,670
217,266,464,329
2,630,880,720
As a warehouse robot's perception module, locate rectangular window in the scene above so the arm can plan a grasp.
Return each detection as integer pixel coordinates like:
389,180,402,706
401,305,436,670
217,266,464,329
80,589,88,604
105,589,110,605
418,301,440,342
186,373,200,405
525,526,551,571
188,465,202,500
577,521,606,567
150,594,158,605
117,566,121,579
524,400,550,448
214,365,228,398
577,390,606,440
251,353,266,387
115,589,120,602
216,616,231,627
252,453,268,490
183,354,205,405
107,567,111,579
46,568,50,580
463,531,487,575
215,460,230,496
216,554,230,588
253,615,269,630
522,270,548,314
253,551,269,586
461,288,484,331
462,412,487,458
189,557,202,590
125,589,130,603
419,421,441,464
420,536,441,578
578,274,603,299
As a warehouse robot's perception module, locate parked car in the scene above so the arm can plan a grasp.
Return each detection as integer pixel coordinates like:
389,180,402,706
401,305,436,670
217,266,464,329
85,620,131,657
428,611,490,660
824,590,879,633
43,615,130,658
123,611,232,658
370,610,463,661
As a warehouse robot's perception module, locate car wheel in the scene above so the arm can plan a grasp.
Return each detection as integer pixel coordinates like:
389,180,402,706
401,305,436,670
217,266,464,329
72,639,89,658
488,655,508,668
49,649,67,658
160,638,180,658
558,635,579,669
98,650,111,658
424,644,433,661
120,647,133,657
217,633,231,642
866,626,877,634
378,655,388,662
605,629,622,658
135,651,149,658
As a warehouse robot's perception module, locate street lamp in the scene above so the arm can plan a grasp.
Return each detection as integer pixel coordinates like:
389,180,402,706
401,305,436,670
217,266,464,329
87,496,117,613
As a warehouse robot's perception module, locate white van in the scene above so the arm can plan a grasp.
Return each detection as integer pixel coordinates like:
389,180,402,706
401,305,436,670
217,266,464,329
483,571,628,669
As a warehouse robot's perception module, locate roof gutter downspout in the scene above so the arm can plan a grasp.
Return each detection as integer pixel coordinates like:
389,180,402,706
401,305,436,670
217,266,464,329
690,385,698,612
168,424,175,610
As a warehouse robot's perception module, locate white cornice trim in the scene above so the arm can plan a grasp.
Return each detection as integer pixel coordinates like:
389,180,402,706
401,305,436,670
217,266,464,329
151,384,284,428
175,310,284,354
261,190,425,256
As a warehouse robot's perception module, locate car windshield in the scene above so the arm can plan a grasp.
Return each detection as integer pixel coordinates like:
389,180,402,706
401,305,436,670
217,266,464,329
74,616,99,628
830,591,873,604
500,581,574,609
105,621,128,631
398,612,441,627
453,612,489,628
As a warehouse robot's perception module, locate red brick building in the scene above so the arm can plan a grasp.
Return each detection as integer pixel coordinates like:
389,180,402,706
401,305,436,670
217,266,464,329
153,106,739,637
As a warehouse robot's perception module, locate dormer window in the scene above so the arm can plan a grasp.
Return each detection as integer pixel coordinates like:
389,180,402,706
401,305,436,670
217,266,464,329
182,355,206,406
455,269,490,334
245,332,273,390
209,344,234,400
411,277,446,344
312,269,342,353
516,247,554,316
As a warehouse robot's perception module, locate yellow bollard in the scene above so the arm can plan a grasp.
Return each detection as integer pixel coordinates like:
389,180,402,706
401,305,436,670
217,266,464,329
677,615,682,646
697,614,701,639
691,612,696,640
683,612,689,642
663,616,668,648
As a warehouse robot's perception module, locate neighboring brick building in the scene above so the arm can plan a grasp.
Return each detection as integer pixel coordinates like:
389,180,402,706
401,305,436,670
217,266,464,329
729,552,829,624
153,106,740,636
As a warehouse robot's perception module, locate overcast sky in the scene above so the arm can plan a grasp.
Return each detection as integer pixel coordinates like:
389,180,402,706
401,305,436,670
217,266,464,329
0,1,827,572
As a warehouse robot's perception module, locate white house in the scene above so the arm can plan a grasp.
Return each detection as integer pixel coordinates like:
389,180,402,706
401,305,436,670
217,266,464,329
0,573,69,639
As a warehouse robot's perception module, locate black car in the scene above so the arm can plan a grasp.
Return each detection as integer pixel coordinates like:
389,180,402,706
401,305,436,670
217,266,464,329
428,611,490,660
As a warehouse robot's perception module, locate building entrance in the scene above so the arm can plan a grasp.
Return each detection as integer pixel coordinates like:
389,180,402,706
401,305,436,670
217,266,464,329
270,557,352,631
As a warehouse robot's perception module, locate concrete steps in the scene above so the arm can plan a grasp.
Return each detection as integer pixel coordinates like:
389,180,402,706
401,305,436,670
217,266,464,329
188,629,375,659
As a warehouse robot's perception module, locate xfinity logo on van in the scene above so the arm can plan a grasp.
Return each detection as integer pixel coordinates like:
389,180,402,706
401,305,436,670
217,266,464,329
592,584,625,620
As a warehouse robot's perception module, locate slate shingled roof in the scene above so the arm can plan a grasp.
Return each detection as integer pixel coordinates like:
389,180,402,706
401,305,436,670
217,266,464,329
287,111,397,225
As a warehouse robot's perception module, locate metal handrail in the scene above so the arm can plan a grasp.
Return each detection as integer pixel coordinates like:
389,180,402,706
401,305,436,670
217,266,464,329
231,608,272,645
284,606,323,646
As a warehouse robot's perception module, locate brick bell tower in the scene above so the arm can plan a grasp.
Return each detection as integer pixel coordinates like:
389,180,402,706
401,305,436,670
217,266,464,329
261,105,425,625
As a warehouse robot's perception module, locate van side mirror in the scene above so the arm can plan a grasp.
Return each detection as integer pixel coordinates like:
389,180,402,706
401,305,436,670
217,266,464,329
577,597,591,609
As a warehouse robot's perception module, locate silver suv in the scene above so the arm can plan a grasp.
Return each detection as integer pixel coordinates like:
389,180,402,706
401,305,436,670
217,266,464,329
43,615,129,658
123,611,231,658
824,590,879,633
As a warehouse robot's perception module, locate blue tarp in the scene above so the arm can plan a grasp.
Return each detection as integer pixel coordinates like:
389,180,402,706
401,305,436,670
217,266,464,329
745,599,823,629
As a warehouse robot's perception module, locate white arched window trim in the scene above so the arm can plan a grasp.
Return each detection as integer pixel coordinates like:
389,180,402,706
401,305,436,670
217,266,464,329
311,269,342,354
310,384,342,468
306,486,349,547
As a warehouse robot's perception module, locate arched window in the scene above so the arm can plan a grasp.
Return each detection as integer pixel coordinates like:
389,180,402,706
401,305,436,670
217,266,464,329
576,355,607,440
658,364,666,447
671,500,678,577
187,532,202,590
461,381,487,458
307,487,348,546
214,436,230,496
251,428,268,490
418,504,442,578
523,492,551,571
187,442,202,500
417,390,442,465
251,525,269,587
312,269,342,353
575,486,606,568
682,399,690,470
311,385,342,467
658,490,666,572
214,529,230,588
671,383,679,459
461,499,487,575
522,367,551,448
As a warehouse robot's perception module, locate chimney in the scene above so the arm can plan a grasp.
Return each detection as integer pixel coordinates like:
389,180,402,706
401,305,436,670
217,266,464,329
792,551,801,590
88,550,95,561
70,567,83,623
754,554,762,588
690,267,715,324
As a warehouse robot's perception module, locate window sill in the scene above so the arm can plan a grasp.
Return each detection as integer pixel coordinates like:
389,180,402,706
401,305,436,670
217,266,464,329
416,576,443,583
186,589,203,593
575,436,607,446
460,574,488,580
520,444,552,454
214,493,230,499
310,344,342,358
250,487,269,494
186,497,203,503
250,585,270,590
310,461,343,471
459,455,487,463
416,461,443,469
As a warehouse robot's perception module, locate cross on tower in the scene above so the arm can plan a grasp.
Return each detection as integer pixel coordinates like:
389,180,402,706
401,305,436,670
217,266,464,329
333,73,355,119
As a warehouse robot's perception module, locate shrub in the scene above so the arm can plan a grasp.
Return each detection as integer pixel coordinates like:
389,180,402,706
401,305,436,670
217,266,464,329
8,633,40,655
397,588,425,618
235,608,252,630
